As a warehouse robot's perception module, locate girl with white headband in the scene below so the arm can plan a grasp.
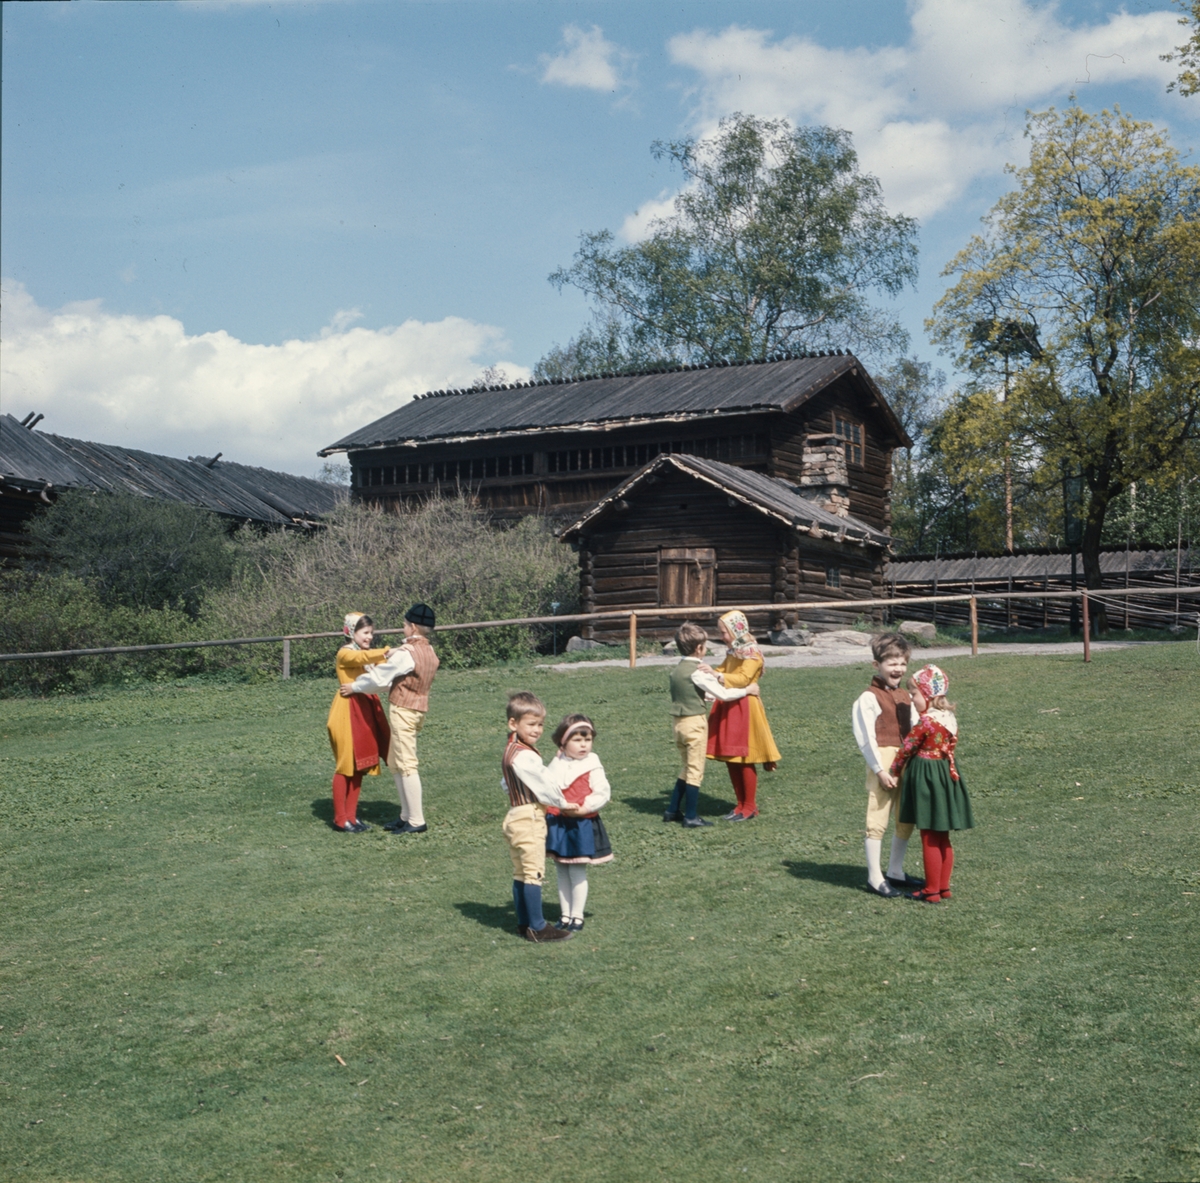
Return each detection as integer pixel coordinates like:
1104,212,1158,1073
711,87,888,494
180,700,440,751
544,713,613,932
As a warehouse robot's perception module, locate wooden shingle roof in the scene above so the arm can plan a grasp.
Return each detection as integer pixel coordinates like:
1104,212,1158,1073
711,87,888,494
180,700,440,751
320,352,911,454
559,453,891,548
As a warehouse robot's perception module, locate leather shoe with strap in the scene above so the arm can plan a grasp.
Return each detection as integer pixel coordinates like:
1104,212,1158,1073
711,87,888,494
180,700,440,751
867,880,903,898
524,924,574,942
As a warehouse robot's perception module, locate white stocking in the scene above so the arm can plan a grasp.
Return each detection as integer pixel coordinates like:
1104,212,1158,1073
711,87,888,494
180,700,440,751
565,864,589,920
401,773,425,827
865,837,884,888
887,835,910,880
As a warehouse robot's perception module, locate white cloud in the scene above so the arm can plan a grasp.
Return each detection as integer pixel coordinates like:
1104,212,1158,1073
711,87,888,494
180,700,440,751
0,280,529,477
618,190,679,243
666,0,1185,220
540,25,632,93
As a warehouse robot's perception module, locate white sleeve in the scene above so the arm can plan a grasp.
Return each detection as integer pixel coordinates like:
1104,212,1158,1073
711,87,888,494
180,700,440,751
851,692,885,774
691,668,751,702
510,750,568,809
579,759,611,812
348,646,415,694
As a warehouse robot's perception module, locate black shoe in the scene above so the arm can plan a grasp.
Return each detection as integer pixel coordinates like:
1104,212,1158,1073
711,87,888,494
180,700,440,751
383,817,406,833
682,816,713,828
867,880,903,898
334,821,358,833
396,821,428,834
517,926,529,939
569,918,585,932
350,820,372,832
721,810,741,821
663,811,682,823
886,872,925,889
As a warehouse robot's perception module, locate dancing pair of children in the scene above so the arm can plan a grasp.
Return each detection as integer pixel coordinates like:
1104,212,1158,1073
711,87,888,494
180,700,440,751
851,631,973,902
326,604,439,834
665,611,780,825
501,693,613,943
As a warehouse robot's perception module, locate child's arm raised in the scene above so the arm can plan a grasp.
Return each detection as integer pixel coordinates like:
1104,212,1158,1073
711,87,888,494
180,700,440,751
692,668,760,702
717,656,763,689
339,646,416,697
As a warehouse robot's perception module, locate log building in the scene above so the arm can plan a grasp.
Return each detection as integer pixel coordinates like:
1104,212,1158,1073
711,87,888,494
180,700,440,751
321,352,910,637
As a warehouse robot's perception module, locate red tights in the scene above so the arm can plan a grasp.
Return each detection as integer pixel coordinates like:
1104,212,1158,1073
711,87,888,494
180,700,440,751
332,772,363,828
726,764,759,817
919,830,954,899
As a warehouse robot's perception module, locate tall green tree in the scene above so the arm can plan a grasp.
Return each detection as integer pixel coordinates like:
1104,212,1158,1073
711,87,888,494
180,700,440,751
1162,0,1200,96
929,103,1200,627
544,114,918,374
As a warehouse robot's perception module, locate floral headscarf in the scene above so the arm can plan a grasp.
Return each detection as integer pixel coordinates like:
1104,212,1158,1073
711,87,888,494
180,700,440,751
343,612,369,648
913,664,949,703
718,609,758,655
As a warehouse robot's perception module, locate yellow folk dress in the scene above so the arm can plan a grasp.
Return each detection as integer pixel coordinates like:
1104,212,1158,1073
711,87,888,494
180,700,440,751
707,650,781,765
326,646,389,777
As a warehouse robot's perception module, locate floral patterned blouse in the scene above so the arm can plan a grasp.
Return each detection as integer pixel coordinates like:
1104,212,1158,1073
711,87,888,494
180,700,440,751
890,711,960,782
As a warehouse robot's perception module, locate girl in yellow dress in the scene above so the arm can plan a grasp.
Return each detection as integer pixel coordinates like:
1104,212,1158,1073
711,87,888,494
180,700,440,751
326,612,390,832
705,609,780,820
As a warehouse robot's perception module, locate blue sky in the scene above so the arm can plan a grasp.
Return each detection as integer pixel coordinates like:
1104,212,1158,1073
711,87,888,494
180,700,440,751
2,0,1195,474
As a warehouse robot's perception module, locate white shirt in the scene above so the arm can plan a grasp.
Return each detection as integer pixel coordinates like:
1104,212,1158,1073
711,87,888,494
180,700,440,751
851,690,888,774
691,665,755,703
547,751,611,813
505,748,569,810
348,645,416,695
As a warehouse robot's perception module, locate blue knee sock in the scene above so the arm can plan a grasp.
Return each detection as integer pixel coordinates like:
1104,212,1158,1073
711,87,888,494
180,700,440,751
512,880,530,929
684,783,700,820
666,779,685,815
521,882,546,931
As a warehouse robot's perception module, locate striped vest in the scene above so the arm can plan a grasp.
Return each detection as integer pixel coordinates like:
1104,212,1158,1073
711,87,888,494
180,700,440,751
388,635,439,712
501,735,541,808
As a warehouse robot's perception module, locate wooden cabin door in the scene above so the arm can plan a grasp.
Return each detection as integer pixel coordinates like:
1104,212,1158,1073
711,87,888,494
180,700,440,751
658,547,716,607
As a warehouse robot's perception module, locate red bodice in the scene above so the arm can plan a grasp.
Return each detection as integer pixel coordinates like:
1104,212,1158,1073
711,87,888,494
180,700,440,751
890,715,960,782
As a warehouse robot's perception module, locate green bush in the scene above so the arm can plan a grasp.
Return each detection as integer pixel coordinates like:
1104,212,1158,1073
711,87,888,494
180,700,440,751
23,490,234,617
200,496,579,675
0,571,204,696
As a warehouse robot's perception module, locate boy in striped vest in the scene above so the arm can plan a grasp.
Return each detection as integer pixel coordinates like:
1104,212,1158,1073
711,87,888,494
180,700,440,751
341,603,440,834
502,692,575,942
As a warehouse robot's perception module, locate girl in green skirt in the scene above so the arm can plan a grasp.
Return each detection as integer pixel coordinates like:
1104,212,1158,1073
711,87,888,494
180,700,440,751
891,665,974,903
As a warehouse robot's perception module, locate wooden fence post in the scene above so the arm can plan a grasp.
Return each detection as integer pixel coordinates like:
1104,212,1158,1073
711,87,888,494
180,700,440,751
969,597,979,657
1081,594,1091,663
629,613,637,669
282,638,291,680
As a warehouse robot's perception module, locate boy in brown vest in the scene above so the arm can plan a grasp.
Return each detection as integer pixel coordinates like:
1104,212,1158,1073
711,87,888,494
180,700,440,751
341,603,440,834
851,632,924,897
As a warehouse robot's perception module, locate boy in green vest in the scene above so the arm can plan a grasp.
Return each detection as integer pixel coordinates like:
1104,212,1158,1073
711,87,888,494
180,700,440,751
665,621,760,828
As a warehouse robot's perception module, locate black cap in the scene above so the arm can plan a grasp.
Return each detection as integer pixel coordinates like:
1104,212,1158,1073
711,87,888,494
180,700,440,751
405,603,436,629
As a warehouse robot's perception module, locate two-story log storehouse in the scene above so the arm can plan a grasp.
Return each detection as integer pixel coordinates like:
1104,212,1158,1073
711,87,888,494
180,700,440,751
320,352,910,638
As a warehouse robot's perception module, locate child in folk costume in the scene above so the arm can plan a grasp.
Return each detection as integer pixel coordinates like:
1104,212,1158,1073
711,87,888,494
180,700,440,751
501,692,576,943
891,664,975,904
705,610,780,821
326,612,390,833
851,632,923,898
665,621,762,828
545,714,612,932
340,603,440,835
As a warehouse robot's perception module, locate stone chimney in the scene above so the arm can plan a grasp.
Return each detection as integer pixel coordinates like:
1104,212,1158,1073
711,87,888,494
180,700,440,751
797,433,850,518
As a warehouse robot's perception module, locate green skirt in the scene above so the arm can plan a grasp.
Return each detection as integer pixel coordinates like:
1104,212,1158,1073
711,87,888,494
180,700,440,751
898,758,975,832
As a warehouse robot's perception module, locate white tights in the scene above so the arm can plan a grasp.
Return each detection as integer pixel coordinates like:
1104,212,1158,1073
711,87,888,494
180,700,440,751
556,863,589,921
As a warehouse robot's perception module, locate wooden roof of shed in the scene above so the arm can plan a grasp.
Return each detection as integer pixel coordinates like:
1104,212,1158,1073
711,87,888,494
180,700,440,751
0,415,341,525
888,548,1189,581
320,351,911,454
559,453,891,549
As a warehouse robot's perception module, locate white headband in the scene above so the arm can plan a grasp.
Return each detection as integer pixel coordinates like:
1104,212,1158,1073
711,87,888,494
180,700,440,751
560,721,594,743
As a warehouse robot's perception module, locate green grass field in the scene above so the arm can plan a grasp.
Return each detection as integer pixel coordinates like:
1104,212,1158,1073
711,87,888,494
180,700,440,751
1,645,1198,1183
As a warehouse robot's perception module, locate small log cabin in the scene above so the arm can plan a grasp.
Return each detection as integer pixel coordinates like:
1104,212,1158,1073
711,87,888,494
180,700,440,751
319,351,910,532
321,351,910,637
558,454,891,642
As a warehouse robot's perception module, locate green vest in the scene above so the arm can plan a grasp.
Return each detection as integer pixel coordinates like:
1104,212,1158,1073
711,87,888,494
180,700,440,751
669,658,708,717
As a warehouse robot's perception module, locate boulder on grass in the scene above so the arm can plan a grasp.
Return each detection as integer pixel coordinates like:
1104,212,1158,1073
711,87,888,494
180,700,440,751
899,620,937,643
815,629,874,647
566,636,607,652
768,627,812,647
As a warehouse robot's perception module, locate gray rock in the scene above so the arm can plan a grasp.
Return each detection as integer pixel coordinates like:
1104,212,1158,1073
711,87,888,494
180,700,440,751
768,627,812,647
899,620,937,642
661,640,679,655
565,636,607,652
814,629,875,647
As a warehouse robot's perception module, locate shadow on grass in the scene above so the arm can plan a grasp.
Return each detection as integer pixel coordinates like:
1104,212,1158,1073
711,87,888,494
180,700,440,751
454,901,517,933
623,792,733,818
781,859,864,892
309,796,399,828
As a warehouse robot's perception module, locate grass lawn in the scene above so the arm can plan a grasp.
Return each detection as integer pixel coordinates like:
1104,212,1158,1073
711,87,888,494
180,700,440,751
1,644,1198,1183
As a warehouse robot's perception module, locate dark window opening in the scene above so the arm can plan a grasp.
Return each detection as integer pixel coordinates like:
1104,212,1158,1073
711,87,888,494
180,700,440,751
826,566,842,589
834,416,863,466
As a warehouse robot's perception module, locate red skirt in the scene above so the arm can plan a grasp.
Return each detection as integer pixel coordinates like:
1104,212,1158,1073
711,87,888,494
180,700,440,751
707,698,750,760
348,693,390,772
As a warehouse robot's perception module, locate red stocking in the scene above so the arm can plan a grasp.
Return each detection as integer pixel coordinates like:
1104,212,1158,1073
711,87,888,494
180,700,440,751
332,774,352,828
726,763,745,812
346,772,363,824
741,765,759,816
919,831,943,901
939,834,954,897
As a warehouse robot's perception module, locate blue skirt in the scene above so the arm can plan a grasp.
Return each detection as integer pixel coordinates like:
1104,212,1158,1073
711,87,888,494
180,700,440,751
545,813,613,865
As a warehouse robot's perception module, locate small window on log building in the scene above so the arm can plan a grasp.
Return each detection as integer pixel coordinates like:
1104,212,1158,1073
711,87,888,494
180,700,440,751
826,565,842,588
833,416,863,466
658,547,716,608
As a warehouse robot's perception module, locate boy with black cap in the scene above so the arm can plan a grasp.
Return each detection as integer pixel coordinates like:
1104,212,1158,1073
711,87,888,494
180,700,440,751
340,603,440,834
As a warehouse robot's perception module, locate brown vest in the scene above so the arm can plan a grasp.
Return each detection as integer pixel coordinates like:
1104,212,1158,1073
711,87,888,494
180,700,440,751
501,735,540,808
388,635,439,712
867,677,912,747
